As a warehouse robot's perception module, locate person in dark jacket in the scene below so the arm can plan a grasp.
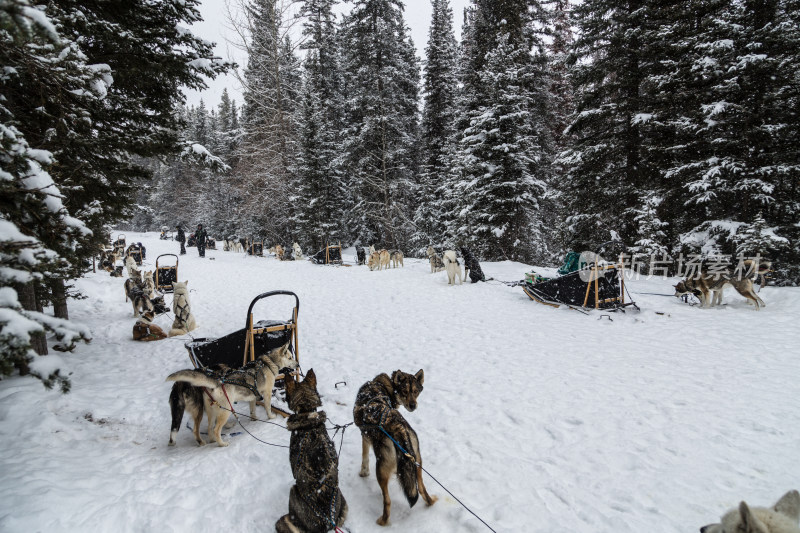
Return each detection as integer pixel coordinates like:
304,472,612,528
195,224,207,257
176,225,186,255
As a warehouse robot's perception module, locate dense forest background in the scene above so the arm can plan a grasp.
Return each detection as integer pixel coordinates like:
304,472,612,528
2,0,799,385
126,0,799,278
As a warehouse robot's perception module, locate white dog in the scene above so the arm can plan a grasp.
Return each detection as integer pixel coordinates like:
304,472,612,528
168,281,197,337
125,255,138,278
442,250,462,285
292,242,303,260
701,490,800,533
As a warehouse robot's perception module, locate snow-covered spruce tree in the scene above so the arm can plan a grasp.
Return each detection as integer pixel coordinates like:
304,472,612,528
451,0,552,262
234,0,302,244
560,0,658,251
734,212,788,261
339,0,420,248
292,0,348,251
0,0,92,386
411,0,459,254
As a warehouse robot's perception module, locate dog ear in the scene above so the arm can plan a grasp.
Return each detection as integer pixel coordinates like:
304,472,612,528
739,501,768,533
415,369,424,385
183,280,189,285
774,490,800,520
304,368,316,389
284,373,296,396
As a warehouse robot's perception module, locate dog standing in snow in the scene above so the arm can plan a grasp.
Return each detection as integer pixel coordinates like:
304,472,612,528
168,281,197,337
426,246,445,273
700,490,800,533
292,242,303,260
125,255,138,278
442,250,462,285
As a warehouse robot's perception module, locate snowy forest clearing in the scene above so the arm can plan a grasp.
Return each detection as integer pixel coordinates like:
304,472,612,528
1,233,798,533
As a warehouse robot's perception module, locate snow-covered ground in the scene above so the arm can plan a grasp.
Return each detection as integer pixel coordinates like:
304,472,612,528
1,233,798,533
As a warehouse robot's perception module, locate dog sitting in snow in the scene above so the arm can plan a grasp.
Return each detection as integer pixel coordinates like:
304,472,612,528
292,242,303,260
700,490,800,533
168,281,197,337
275,369,348,533
132,311,168,342
460,247,485,283
426,246,445,273
125,255,138,278
442,250,462,285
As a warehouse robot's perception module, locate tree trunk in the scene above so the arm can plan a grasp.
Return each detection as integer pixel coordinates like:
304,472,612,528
50,278,69,320
18,282,48,356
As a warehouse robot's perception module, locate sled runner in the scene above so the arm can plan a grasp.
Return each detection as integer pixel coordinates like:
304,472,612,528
522,261,636,311
184,291,301,417
310,242,343,265
155,254,178,293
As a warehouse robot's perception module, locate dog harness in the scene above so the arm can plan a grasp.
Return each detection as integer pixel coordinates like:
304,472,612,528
201,362,265,401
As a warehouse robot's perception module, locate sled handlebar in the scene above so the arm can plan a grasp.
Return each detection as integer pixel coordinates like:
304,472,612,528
245,290,300,329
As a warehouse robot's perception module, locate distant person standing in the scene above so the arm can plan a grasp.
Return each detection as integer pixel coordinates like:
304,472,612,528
176,225,186,255
195,224,207,258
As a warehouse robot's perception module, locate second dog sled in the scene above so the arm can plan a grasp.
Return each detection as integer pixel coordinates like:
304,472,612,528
310,242,343,265
155,254,178,293
522,260,637,311
184,291,301,417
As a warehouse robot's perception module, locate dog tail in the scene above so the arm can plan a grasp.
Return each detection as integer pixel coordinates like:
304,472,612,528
168,382,188,445
393,426,422,508
165,369,218,388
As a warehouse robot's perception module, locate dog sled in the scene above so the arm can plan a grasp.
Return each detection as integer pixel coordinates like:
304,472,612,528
310,242,343,265
248,238,264,256
112,234,126,256
184,291,301,417
155,254,178,294
522,260,637,311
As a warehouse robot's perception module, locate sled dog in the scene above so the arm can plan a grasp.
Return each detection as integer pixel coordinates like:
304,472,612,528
426,246,445,273
142,270,155,299
442,250,462,285
124,277,154,318
356,247,367,265
167,377,212,447
674,259,766,309
292,242,303,260
379,249,390,270
390,250,404,268
166,343,297,446
125,255,138,278
460,247,486,283
353,370,437,526
274,244,285,260
701,490,800,533
133,311,167,341
368,251,380,271
275,370,348,533
168,281,198,336
369,244,376,255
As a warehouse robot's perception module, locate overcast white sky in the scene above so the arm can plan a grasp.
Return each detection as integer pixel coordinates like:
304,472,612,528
183,0,471,108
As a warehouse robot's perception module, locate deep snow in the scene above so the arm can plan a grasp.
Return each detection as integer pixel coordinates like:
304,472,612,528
1,233,798,533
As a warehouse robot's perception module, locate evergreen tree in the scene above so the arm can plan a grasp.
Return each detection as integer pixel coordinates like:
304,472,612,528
339,0,420,248
292,0,347,250
236,0,301,243
451,0,552,261
412,0,459,253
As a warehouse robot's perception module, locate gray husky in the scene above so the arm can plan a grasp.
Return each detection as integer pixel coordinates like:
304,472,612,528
275,369,348,533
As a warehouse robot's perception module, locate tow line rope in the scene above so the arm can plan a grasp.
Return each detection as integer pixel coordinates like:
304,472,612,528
371,409,499,533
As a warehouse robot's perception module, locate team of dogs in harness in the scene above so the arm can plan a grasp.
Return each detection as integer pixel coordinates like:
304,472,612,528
103,234,787,531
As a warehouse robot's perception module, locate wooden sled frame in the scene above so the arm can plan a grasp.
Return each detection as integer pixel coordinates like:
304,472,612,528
326,242,343,265
249,238,264,256
243,291,300,417
113,234,126,256
155,254,178,293
522,261,627,310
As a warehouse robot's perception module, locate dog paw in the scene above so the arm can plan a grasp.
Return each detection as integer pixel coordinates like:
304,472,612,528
376,516,389,526
267,411,276,419
426,495,438,506
168,440,175,446
217,440,229,447
196,439,206,446
359,468,370,477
